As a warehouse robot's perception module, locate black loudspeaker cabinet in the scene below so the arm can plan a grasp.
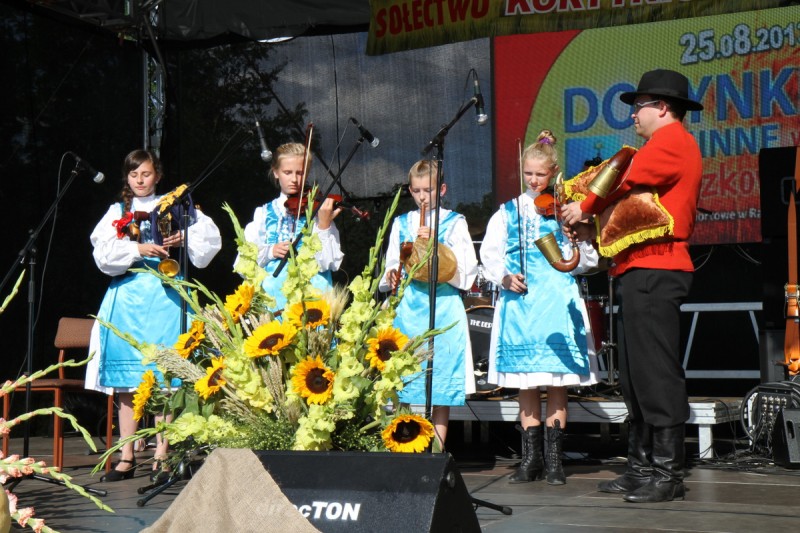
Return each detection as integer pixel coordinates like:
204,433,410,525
255,451,481,533
759,147,799,329
772,408,800,468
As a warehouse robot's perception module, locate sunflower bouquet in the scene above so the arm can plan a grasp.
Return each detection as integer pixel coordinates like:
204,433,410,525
94,189,447,473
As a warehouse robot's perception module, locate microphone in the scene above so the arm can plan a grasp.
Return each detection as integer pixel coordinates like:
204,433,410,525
67,152,104,183
350,117,379,148
255,120,272,162
473,72,488,126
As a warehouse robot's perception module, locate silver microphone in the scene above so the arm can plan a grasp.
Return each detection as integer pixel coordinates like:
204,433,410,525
473,73,488,126
350,117,379,148
67,152,105,183
255,120,272,162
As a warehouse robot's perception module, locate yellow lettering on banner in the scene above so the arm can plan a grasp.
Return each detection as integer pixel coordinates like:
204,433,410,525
367,0,783,55
374,0,491,38
505,0,602,16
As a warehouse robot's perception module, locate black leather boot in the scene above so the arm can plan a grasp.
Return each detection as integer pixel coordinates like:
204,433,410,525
545,420,565,485
509,424,544,483
598,420,652,493
624,424,686,503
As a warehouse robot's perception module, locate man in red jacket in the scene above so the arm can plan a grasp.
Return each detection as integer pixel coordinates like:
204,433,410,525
562,69,703,503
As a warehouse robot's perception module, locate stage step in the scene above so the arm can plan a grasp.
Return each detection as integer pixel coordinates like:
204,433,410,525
411,397,742,459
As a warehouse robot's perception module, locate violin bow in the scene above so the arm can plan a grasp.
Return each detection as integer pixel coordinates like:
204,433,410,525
515,139,526,280
293,123,314,229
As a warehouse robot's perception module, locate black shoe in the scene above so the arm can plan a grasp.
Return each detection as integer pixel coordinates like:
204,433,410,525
623,477,685,503
597,472,650,493
150,470,171,485
509,425,544,483
545,421,566,485
624,424,686,503
101,459,136,482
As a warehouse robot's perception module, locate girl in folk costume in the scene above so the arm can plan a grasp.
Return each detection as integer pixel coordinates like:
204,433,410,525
86,149,222,481
379,159,478,448
480,131,599,485
241,142,343,312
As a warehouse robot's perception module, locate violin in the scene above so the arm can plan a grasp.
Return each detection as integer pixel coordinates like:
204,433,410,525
284,190,370,221
534,191,556,217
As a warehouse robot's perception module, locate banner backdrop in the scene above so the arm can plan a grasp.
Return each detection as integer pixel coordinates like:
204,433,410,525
367,0,780,56
494,6,800,245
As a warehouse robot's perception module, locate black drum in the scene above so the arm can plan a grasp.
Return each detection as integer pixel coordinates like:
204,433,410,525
466,305,499,393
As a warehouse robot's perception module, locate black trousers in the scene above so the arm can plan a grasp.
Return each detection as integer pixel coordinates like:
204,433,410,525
616,269,692,428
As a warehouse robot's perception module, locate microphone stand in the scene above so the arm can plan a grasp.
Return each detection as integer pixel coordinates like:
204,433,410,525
158,127,256,332
419,99,512,517
272,134,368,278
419,96,479,444
135,128,254,506
2,161,107,497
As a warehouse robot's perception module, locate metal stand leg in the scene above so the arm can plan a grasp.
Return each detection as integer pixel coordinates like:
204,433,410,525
471,496,513,515
604,275,617,386
136,459,188,507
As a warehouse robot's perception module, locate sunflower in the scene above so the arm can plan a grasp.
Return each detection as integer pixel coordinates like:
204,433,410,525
291,356,334,404
365,328,410,371
244,320,298,358
174,320,205,358
382,414,435,453
132,371,156,422
284,300,331,329
224,282,255,323
195,357,227,400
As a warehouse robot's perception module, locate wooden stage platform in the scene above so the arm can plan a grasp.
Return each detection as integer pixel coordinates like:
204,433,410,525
6,430,800,533
4,431,800,532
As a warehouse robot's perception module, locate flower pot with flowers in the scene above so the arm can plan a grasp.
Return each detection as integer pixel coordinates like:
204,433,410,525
93,189,451,479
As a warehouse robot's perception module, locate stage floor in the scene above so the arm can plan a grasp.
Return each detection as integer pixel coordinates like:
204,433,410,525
4,435,800,532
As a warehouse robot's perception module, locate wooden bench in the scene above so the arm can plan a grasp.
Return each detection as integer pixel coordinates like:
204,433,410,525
412,396,742,459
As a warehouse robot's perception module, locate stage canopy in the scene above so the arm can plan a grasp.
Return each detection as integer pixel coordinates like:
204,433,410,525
14,0,371,46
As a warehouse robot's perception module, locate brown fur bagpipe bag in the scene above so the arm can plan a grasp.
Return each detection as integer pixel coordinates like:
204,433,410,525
563,146,674,258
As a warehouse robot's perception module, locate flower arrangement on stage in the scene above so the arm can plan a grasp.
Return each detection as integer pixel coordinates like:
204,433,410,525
1,273,113,533
95,191,446,472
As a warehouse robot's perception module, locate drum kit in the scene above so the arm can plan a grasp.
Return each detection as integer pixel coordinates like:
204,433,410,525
463,265,616,397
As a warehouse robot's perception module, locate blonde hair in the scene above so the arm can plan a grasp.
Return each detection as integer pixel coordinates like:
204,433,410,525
270,142,311,181
408,159,440,185
521,130,558,169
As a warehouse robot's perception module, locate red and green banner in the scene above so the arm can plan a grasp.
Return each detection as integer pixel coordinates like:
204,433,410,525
494,6,800,245
367,0,782,56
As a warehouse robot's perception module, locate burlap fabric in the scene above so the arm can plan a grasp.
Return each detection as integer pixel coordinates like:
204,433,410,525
141,448,319,533
0,491,10,533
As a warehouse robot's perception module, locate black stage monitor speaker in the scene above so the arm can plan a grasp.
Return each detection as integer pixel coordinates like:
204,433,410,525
255,451,481,532
772,408,800,468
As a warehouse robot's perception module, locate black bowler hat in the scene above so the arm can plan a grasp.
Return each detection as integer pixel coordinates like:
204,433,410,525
620,69,703,111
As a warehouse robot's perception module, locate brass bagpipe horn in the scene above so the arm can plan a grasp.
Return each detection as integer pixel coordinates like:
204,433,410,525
587,146,636,198
533,172,581,273
155,183,189,278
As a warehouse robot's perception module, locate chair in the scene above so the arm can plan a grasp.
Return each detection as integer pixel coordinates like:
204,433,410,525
2,317,114,471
